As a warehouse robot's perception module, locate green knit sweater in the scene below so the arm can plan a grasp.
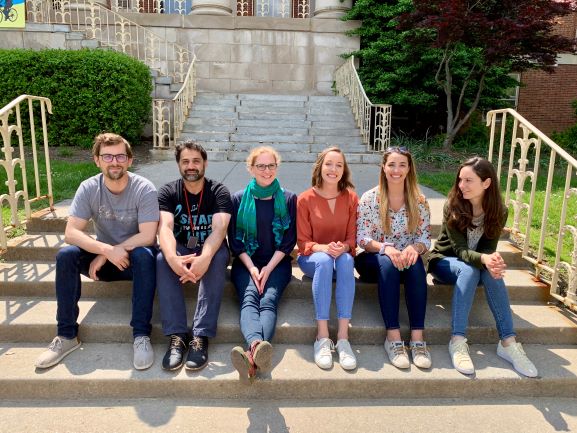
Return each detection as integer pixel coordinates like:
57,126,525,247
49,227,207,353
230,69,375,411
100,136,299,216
427,202,507,271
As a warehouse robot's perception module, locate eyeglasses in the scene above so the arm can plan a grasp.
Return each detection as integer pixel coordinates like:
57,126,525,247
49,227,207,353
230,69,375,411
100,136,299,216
253,163,278,171
100,153,129,163
386,146,409,153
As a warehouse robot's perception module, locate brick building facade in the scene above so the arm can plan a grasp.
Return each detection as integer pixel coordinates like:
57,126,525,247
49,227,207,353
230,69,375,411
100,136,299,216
517,11,577,134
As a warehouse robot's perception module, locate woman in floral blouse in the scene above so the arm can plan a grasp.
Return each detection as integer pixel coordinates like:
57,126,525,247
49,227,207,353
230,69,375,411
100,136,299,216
355,147,432,370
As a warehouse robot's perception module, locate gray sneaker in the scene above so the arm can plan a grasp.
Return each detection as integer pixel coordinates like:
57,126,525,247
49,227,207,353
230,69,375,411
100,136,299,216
133,336,154,370
35,336,81,369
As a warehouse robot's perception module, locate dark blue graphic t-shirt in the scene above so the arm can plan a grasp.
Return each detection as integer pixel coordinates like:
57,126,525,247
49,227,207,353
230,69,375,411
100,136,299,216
158,177,233,248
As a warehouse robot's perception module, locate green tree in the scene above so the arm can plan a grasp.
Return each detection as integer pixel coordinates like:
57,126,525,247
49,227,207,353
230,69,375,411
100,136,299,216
344,0,575,148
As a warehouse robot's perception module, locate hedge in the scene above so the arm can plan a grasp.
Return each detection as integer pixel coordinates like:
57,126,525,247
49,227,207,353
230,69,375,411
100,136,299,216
0,49,152,148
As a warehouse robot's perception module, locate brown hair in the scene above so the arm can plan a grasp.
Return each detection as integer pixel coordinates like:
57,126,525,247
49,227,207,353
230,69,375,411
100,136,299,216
446,156,505,239
311,147,354,191
378,147,422,234
92,133,132,158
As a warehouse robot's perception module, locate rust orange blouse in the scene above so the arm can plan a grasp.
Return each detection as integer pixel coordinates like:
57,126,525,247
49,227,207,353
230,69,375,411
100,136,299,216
296,187,359,256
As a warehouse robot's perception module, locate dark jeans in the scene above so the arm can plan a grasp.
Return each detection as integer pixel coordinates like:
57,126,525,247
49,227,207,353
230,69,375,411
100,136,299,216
231,257,292,346
355,252,427,330
156,242,229,338
56,245,157,339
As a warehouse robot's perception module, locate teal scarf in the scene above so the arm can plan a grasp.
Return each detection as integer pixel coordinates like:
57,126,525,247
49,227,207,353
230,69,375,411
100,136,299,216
236,178,290,257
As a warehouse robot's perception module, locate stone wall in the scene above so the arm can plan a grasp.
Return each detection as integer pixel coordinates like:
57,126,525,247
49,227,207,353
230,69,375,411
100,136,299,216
132,14,360,94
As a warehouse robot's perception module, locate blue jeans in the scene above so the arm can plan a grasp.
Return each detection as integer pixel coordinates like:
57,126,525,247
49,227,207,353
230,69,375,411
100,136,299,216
55,245,156,339
231,257,292,346
297,252,355,320
156,242,229,338
355,252,427,330
429,256,516,340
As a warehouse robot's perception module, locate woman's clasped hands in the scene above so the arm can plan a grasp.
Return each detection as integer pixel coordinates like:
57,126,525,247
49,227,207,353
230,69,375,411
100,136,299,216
383,244,420,271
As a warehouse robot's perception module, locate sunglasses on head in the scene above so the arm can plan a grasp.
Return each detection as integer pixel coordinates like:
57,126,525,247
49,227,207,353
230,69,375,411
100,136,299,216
386,146,409,153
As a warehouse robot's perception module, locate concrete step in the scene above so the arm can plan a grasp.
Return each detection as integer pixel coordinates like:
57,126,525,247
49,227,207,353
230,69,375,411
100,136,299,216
0,259,549,302
230,134,313,144
234,126,310,135
189,110,238,120
238,94,308,102
1,343,576,399
1,296,571,344
236,106,307,115
239,100,306,109
3,231,529,269
235,118,312,129
1,397,576,432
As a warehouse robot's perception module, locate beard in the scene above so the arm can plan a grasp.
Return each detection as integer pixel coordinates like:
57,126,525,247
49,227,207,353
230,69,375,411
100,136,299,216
104,166,126,181
181,168,204,182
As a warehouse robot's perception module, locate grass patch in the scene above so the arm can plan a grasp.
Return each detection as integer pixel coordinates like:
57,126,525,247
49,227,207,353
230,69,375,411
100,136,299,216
1,157,98,235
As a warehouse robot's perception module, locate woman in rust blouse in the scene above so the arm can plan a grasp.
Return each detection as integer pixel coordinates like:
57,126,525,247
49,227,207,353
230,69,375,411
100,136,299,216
297,147,358,371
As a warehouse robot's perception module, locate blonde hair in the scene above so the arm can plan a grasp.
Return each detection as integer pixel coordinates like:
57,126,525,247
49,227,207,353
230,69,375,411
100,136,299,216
378,148,422,234
246,146,281,168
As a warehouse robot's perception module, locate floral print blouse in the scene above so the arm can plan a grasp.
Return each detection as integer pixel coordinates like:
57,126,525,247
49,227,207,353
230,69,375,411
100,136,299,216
356,186,431,251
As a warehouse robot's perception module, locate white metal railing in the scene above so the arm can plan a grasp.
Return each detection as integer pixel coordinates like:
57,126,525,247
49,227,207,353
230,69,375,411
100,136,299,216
486,108,577,312
335,56,392,152
0,95,54,250
153,56,197,149
26,0,192,82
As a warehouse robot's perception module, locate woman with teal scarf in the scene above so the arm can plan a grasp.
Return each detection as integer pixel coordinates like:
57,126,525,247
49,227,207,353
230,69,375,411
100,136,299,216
228,146,297,382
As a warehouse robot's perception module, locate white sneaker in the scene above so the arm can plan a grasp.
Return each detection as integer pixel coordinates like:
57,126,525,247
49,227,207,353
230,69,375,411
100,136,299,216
497,341,538,378
313,338,334,369
133,336,154,370
410,341,432,369
335,339,357,370
384,339,410,369
35,336,81,369
448,338,475,375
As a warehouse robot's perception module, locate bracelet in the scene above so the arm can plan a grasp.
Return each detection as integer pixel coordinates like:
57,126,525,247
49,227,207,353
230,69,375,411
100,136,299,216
379,242,394,255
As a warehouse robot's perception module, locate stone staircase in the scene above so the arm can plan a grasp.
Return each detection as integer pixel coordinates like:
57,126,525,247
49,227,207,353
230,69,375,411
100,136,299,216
1,199,577,407
180,93,382,163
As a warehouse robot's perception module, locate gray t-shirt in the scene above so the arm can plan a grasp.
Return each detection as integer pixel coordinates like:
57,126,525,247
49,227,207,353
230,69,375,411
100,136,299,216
69,172,159,245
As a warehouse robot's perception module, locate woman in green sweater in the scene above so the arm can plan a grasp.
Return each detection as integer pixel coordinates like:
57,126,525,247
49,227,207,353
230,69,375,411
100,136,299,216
428,157,537,377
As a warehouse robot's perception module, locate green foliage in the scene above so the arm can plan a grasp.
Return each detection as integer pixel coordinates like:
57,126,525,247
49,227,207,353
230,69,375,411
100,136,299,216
0,49,152,147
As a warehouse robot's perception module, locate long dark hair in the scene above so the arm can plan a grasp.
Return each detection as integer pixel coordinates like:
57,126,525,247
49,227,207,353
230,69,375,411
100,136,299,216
447,157,505,239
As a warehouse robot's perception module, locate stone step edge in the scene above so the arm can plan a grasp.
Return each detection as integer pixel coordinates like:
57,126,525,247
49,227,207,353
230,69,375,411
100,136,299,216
1,343,576,399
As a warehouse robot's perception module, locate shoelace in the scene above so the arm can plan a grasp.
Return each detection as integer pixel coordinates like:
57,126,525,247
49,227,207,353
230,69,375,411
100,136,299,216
49,337,63,351
190,336,204,351
453,342,470,360
391,342,406,357
169,335,185,350
319,340,334,357
412,343,428,358
134,337,150,351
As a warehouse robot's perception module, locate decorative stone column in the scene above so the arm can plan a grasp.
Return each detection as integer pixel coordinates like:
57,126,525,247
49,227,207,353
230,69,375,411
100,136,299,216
190,0,234,15
313,0,352,18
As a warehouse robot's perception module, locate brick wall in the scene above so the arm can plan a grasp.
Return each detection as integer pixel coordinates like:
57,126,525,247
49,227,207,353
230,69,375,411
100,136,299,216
518,65,577,134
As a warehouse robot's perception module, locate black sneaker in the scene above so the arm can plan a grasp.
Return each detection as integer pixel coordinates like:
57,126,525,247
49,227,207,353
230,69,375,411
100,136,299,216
185,335,209,371
162,334,188,371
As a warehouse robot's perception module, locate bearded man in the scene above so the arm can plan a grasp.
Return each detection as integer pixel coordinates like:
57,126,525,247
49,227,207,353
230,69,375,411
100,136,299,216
156,141,232,371
35,133,159,370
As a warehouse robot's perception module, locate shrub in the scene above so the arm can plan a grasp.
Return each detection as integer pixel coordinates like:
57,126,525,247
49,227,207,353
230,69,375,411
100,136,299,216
0,49,152,147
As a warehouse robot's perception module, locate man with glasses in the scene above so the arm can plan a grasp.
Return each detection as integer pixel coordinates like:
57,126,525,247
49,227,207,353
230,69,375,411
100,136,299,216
156,141,232,371
35,133,159,370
